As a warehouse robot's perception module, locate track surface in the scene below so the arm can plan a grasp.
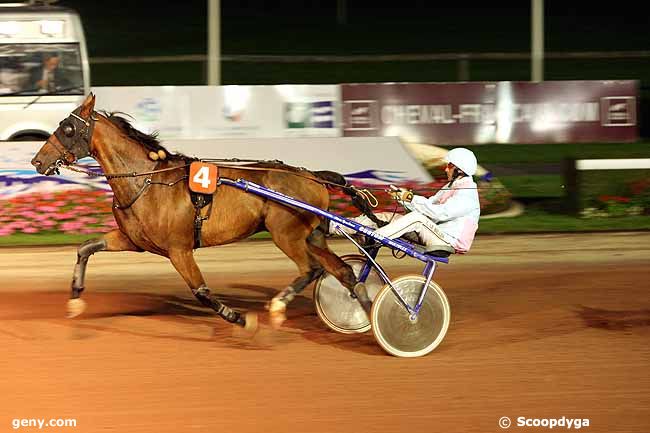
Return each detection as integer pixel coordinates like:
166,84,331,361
1,233,649,433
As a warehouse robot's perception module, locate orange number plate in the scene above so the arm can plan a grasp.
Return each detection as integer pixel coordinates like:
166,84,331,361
189,162,218,194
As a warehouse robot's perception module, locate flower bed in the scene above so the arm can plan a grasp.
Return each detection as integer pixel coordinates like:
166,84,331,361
0,176,513,237
0,190,117,237
581,177,650,218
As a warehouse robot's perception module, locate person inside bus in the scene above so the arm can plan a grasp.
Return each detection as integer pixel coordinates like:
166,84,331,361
0,56,28,94
330,147,481,254
29,53,70,93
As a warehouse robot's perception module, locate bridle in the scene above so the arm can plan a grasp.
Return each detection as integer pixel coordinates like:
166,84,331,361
50,108,189,178
45,107,98,175
46,108,187,209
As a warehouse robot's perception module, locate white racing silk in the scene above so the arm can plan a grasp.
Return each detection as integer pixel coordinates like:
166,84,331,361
404,176,481,253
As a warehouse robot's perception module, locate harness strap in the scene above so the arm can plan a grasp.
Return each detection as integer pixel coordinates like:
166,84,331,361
188,161,215,249
192,194,214,249
113,177,152,210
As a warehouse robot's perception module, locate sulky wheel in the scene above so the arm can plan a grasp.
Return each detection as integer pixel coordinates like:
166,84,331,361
314,254,385,334
371,275,451,358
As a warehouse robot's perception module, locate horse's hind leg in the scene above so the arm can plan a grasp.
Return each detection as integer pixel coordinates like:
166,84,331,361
272,264,323,308
68,229,141,318
267,232,324,329
168,248,255,330
268,224,357,329
305,226,357,290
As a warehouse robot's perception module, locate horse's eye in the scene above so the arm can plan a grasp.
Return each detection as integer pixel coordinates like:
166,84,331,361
63,123,75,137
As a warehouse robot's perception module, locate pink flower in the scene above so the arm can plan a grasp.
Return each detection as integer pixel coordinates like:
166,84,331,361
52,213,76,220
0,228,16,236
8,220,30,229
102,220,118,229
77,217,99,224
60,221,84,231
35,205,61,212
32,214,52,221
17,210,39,218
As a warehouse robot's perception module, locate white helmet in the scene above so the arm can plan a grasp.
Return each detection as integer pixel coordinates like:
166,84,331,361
445,147,478,176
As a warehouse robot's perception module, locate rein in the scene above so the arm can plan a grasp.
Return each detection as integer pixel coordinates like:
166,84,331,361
62,163,190,179
62,157,502,214
50,107,382,217
49,108,494,214
201,159,380,207
62,158,381,209
61,162,191,210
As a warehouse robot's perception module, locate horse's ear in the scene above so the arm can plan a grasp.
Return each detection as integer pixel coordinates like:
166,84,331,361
80,92,96,117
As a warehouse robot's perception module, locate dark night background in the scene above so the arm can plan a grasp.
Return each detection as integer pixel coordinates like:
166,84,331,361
49,0,648,134
58,1,649,57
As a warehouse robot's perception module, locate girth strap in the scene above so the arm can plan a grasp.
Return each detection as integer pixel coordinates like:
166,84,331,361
191,192,213,249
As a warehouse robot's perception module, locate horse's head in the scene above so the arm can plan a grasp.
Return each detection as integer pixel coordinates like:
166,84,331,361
31,93,97,175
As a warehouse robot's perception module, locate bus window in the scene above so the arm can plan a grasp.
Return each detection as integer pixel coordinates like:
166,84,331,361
0,43,83,95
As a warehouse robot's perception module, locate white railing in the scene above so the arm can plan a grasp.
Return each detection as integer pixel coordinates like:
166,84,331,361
576,159,650,171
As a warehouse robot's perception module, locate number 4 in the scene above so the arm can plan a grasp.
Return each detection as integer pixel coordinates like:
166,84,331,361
193,166,212,189
189,162,218,194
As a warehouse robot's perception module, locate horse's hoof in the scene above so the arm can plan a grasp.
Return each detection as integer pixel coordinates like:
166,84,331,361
269,311,286,330
231,312,258,340
67,298,87,318
243,312,258,335
245,311,258,330
268,299,287,329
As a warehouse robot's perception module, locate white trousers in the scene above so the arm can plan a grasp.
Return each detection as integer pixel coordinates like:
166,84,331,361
330,211,453,250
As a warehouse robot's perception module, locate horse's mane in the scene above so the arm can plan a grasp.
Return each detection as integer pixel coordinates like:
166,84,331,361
98,112,347,187
101,111,186,161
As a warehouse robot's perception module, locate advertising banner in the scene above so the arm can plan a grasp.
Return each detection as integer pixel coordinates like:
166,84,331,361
92,85,339,139
341,81,639,144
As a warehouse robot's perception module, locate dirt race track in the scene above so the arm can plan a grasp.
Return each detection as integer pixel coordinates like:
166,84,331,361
0,232,649,433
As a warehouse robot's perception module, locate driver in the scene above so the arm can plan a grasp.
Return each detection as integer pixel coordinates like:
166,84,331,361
330,147,481,254
29,53,71,93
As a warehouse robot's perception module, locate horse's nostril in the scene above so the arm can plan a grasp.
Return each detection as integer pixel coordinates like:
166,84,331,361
32,160,42,167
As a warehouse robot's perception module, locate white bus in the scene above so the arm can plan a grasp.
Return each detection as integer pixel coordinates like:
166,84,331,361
0,0,89,140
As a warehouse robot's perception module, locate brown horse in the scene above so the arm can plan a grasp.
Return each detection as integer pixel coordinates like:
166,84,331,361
30,93,360,330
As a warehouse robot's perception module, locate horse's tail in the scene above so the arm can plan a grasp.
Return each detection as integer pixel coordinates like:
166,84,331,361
313,170,388,228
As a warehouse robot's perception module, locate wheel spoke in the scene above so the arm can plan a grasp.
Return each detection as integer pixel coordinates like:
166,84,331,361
314,255,385,334
371,275,451,358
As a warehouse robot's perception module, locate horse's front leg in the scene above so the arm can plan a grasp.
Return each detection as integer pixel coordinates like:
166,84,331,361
68,229,141,318
168,248,257,331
